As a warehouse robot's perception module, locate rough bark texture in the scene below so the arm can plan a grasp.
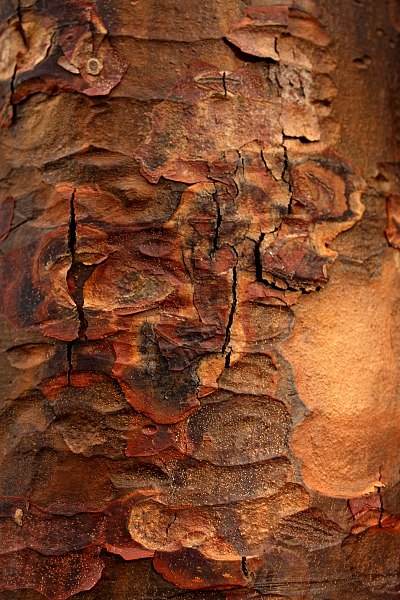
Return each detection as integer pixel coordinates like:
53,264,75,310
0,0,399,598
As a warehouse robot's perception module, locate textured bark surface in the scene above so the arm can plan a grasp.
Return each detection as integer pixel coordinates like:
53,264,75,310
0,0,399,598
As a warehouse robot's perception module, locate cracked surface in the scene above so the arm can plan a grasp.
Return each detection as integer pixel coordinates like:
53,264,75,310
0,0,399,598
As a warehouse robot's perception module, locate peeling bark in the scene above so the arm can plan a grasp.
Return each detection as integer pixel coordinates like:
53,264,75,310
0,0,399,599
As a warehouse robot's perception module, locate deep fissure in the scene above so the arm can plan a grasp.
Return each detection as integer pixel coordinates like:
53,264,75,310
241,556,249,577
67,189,88,341
282,141,294,214
222,71,228,98
222,264,238,361
254,232,266,282
211,189,222,256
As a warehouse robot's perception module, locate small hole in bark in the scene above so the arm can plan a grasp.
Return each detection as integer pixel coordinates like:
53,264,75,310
86,58,103,75
353,55,371,69
142,424,158,436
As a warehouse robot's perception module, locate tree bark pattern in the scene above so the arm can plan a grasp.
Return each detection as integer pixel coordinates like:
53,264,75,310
0,0,399,598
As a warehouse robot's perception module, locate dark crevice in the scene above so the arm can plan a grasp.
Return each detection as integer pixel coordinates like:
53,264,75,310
67,189,88,341
222,71,228,98
16,0,27,46
66,190,91,385
237,148,245,175
9,63,18,123
222,262,238,361
378,493,384,528
282,141,294,214
260,148,280,182
377,472,384,528
43,30,58,62
283,134,314,144
260,149,269,173
254,232,266,282
9,0,27,126
241,556,249,578
224,348,232,369
254,230,300,292
68,190,77,261
9,218,30,234
274,36,279,59
211,189,222,256
312,98,332,108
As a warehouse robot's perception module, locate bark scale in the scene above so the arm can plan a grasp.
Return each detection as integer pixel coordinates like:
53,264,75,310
0,0,399,598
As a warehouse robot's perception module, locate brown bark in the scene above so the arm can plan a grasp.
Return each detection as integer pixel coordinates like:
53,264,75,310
0,0,399,598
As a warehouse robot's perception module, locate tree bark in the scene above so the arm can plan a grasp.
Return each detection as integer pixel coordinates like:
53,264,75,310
0,0,399,598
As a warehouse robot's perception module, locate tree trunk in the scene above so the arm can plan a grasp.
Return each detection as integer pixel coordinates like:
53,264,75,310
0,0,399,598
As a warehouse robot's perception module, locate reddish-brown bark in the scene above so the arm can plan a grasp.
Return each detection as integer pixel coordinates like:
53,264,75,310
0,0,399,598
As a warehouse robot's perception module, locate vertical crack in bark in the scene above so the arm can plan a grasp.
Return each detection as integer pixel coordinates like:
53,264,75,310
260,149,269,173
9,64,18,123
378,492,384,528
260,148,280,182
222,71,228,98
9,1,26,124
222,260,238,366
274,36,280,60
239,149,245,174
67,189,88,341
224,348,232,368
377,471,384,528
16,0,27,46
210,182,238,368
211,189,222,256
241,556,249,578
282,140,293,214
68,189,77,265
254,232,266,282
42,30,57,62
66,189,89,384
